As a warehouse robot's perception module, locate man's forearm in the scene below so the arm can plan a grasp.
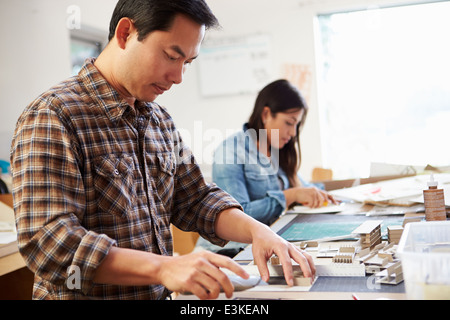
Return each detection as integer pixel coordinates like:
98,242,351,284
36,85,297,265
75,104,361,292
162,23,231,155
93,243,249,300
93,246,168,286
214,207,270,244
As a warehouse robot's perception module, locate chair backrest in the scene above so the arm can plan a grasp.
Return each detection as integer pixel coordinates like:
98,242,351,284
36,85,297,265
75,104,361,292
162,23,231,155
171,225,200,255
311,167,333,182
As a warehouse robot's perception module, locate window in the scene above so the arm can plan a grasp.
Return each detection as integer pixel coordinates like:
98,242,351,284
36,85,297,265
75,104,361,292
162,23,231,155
70,27,107,75
316,1,450,179
70,37,102,75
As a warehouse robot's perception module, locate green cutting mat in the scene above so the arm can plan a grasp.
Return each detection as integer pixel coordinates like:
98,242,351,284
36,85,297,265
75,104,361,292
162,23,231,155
279,215,404,241
281,222,360,241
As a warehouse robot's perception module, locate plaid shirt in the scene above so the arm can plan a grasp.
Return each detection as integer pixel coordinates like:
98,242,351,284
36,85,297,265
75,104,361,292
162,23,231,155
10,59,241,300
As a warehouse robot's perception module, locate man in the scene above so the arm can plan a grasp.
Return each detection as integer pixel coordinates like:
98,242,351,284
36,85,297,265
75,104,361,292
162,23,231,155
10,0,315,300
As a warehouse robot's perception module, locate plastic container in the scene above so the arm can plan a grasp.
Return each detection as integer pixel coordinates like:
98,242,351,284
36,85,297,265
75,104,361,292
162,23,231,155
397,221,450,300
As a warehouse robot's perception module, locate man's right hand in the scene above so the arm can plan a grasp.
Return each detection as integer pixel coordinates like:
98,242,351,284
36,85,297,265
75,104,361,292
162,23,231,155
158,250,250,300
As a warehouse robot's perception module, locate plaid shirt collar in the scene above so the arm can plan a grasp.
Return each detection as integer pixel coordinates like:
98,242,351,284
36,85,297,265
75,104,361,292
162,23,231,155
78,58,154,124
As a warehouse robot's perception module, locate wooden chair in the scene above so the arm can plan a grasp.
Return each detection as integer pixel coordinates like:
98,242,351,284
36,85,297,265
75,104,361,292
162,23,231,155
171,225,199,255
311,167,333,182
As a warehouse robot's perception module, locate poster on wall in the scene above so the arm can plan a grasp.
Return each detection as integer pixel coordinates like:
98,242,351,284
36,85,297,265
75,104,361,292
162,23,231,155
282,63,312,106
198,34,272,97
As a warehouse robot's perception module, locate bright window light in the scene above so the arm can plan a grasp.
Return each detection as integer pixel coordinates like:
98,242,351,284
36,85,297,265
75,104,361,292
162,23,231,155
316,1,450,179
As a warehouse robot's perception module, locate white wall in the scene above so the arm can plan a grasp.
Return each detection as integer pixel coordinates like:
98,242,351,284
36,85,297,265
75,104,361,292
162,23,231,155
0,0,433,180
156,0,432,180
0,0,116,163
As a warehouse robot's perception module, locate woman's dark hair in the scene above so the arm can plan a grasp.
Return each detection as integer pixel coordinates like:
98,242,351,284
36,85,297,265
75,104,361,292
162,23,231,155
108,0,220,41
248,79,309,187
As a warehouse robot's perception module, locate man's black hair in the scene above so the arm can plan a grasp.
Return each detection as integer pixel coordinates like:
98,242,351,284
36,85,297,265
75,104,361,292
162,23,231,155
108,0,220,41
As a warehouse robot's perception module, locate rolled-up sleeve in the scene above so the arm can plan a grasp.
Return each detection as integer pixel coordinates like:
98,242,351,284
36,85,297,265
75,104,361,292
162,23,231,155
169,132,242,247
11,105,116,295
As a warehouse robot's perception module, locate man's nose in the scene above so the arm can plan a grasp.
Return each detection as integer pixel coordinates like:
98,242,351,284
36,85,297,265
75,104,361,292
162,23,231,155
170,64,185,85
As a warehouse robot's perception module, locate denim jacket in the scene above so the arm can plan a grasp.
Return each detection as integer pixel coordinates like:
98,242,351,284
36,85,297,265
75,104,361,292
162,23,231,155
195,124,320,253
212,124,311,226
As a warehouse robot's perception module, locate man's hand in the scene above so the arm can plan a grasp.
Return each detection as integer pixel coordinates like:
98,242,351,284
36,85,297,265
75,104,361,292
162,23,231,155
251,223,316,286
158,250,249,300
215,208,316,287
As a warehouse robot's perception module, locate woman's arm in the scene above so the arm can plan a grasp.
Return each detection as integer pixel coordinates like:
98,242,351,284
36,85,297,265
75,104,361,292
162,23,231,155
213,162,285,225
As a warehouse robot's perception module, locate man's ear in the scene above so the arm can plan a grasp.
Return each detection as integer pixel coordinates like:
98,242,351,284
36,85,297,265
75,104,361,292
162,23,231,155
114,17,136,49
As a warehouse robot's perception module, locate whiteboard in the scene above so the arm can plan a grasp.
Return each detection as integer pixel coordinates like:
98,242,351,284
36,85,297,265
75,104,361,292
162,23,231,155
198,34,272,97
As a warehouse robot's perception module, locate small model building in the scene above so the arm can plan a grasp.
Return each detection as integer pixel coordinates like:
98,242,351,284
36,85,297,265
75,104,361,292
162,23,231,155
352,220,382,249
387,225,403,244
269,255,280,265
375,261,403,285
332,246,356,264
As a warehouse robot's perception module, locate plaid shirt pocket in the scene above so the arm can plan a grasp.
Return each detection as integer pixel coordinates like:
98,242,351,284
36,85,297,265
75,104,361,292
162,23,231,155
93,153,136,218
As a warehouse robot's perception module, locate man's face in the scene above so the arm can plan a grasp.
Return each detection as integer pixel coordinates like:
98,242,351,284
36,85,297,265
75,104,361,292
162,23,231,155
119,14,205,102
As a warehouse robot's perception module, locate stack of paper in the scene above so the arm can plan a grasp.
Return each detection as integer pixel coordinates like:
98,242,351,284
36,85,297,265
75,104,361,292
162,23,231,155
0,222,18,258
329,174,450,206
0,201,18,258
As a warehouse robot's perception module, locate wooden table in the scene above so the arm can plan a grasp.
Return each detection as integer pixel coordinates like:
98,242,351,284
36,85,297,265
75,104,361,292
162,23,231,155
178,209,408,301
0,194,33,300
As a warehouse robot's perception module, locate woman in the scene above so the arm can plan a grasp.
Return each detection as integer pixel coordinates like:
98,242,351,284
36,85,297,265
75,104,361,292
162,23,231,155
196,79,336,255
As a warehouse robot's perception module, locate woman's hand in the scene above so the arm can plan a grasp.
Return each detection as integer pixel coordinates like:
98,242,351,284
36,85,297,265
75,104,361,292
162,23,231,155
284,187,338,208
